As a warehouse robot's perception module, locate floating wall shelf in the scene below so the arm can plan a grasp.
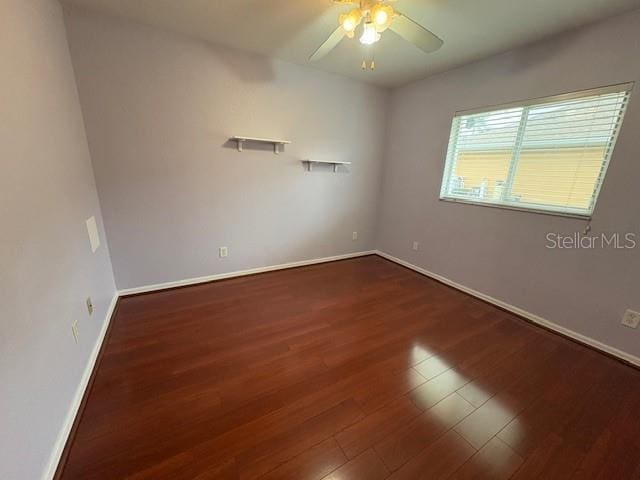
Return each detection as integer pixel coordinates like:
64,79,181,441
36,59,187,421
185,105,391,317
303,160,352,173
231,136,291,155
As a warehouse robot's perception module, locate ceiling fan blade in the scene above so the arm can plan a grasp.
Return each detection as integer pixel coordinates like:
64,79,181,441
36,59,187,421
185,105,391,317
390,12,443,54
310,26,346,61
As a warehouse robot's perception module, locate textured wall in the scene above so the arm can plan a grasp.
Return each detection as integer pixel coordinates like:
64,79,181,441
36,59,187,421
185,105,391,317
0,1,117,479
377,11,640,359
63,8,389,290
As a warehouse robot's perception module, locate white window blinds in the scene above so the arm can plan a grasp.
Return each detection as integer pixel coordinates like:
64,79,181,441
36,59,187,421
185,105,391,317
440,84,632,218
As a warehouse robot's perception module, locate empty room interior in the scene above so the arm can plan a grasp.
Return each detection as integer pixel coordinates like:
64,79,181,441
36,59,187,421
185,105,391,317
4,0,640,479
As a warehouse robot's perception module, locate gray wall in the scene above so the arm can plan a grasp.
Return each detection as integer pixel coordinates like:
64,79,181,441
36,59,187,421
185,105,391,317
0,1,117,479
63,8,389,290
378,11,640,359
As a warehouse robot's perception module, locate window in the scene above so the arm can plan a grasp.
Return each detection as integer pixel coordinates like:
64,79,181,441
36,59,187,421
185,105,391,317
440,84,632,218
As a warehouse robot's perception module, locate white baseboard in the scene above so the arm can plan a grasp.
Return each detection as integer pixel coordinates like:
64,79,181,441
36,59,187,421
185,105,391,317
118,250,377,296
375,250,640,368
43,292,119,480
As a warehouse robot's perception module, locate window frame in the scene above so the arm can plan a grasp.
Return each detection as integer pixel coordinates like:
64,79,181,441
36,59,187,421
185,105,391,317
439,83,633,219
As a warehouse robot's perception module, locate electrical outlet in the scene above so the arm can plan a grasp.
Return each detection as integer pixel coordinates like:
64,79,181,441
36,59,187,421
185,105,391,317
412,241,419,251
86,297,94,315
219,246,229,258
622,309,640,329
71,321,79,343
352,231,358,241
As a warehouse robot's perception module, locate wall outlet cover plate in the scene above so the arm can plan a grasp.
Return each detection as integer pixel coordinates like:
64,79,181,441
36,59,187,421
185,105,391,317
622,309,640,329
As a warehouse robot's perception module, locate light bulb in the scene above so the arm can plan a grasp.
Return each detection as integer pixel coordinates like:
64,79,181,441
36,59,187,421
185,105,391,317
371,4,394,32
359,22,380,45
374,10,388,26
342,17,356,32
340,9,362,37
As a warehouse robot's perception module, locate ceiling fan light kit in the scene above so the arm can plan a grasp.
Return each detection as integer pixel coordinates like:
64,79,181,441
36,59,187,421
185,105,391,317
371,4,394,31
310,0,443,66
339,9,362,38
360,21,381,45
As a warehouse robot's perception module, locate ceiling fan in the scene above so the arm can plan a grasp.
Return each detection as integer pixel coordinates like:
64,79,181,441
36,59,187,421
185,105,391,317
310,0,443,67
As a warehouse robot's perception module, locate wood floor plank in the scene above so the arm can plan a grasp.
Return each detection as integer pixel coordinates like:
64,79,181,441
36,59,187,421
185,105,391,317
236,399,363,479
456,382,493,408
496,347,611,457
570,381,640,479
374,392,475,472
55,256,640,480
454,393,520,449
320,449,389,480
387,430,476,480
510,432,585,480
352,367,427,414
408,369,470,411
259,437,347,480
450,437,523,480
413,356,451,381
335,396,422,460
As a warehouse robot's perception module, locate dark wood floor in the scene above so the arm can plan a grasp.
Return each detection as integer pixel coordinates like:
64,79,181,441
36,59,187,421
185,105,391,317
58,255,640,479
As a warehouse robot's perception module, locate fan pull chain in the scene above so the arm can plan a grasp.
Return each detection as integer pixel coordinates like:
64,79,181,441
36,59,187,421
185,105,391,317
361,51,376,71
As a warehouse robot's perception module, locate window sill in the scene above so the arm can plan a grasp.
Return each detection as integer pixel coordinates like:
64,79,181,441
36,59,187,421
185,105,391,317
439,196,592,220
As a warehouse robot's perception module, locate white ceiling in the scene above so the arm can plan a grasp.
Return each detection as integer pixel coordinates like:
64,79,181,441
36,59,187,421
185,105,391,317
61,0,640,87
